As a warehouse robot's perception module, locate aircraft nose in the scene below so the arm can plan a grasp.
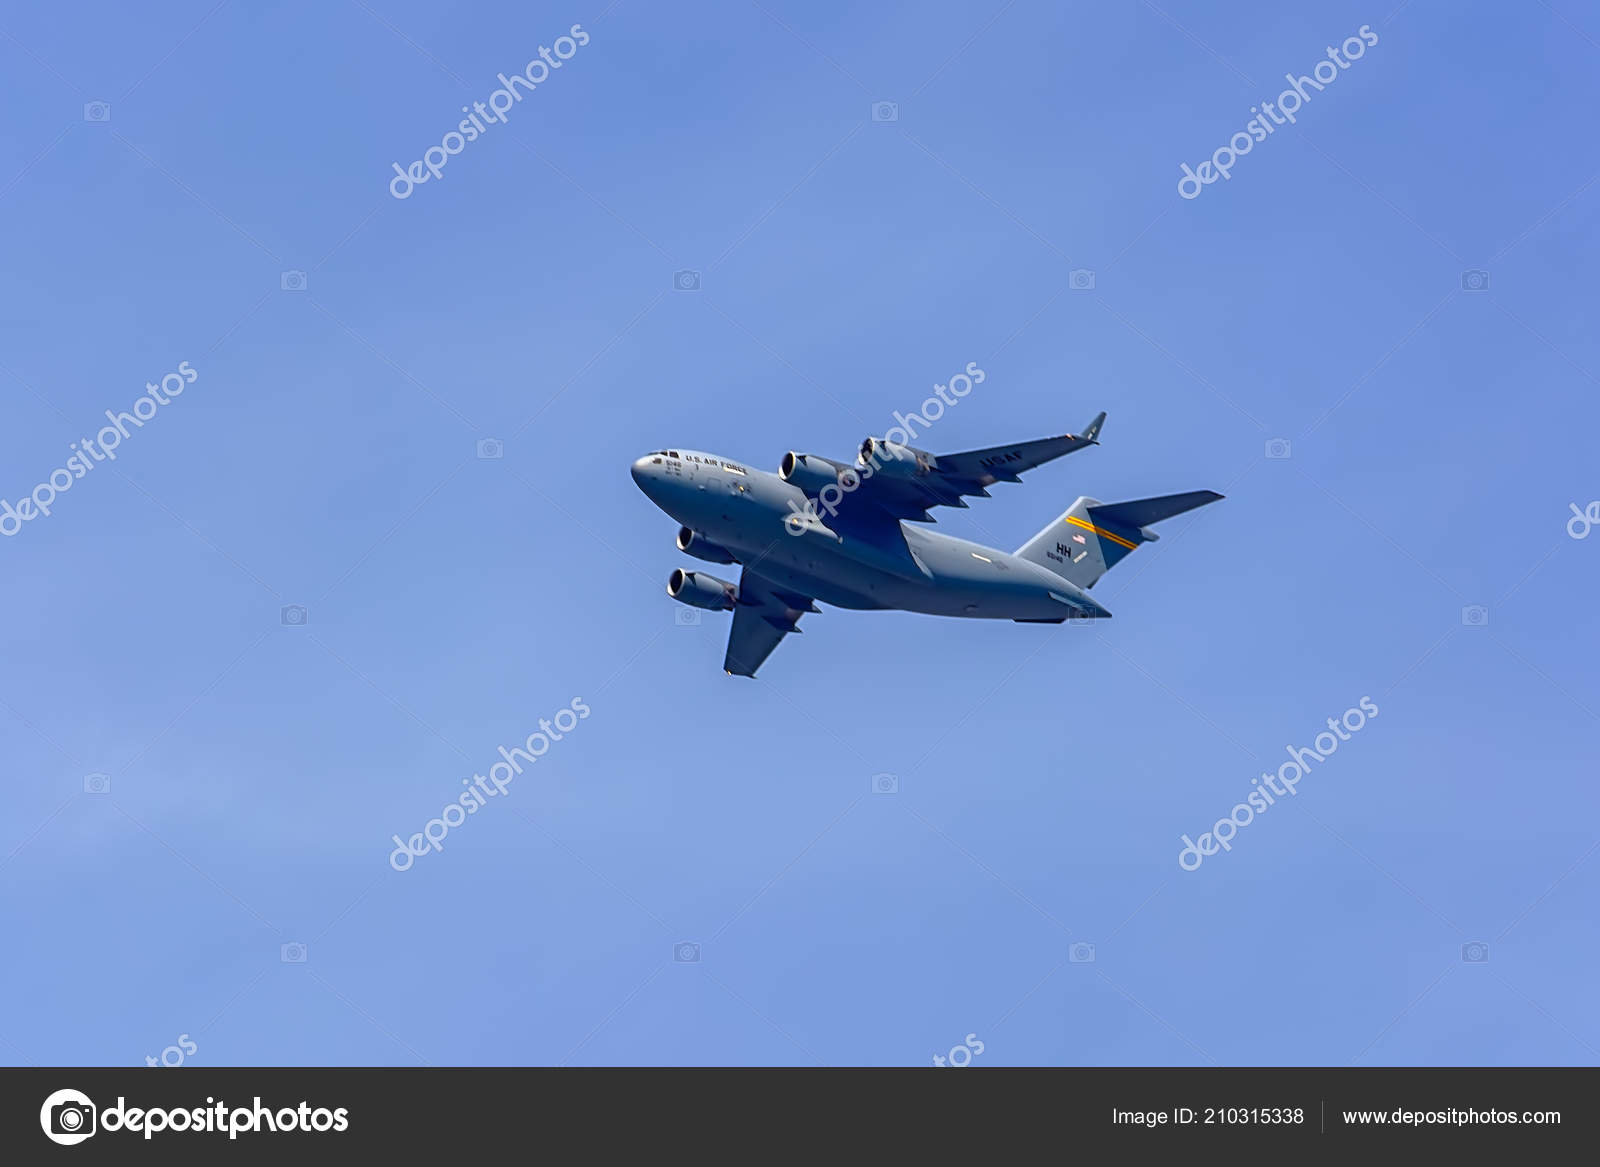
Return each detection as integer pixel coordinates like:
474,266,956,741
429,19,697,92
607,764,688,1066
630,456,654,490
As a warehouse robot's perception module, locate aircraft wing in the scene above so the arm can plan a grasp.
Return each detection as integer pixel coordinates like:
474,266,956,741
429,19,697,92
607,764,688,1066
833,412,1106,525
724,569,817,677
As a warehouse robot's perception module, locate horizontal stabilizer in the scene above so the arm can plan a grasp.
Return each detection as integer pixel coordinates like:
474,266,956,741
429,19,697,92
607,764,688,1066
1015,489,1222,589
1089,490,1222,532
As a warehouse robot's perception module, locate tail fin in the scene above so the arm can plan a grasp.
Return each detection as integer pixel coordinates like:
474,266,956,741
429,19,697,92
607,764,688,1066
1015,490,1222,589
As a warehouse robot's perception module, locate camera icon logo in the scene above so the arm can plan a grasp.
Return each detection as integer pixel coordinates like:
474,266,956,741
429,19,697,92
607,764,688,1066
281,942,308,963
83,101,111,123
281,605,308,627
280,270,307,292
1461,604,1489,627
1069,268,1096,291
1461,269,1489,292
476,438,504,460
674,941,701,963
40,1088,97,1146
674,607,701,627
1069,941,1096,963
1461,941,1490,963
83,772,111,795
871,101,899,122
871,772,899,795
673,269,701,291
1265,437,1292,460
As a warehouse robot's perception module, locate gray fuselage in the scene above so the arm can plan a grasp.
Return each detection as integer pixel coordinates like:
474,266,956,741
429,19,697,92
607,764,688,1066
631,450,1110,621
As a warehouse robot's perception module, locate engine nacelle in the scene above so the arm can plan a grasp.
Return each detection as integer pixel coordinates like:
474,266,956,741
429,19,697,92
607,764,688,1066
667,568,736,611
859,436,935,478
780,451,854,494
676,526,736,564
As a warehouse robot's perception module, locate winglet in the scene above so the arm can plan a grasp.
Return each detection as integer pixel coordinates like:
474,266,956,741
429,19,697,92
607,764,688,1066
1080,411,1106,444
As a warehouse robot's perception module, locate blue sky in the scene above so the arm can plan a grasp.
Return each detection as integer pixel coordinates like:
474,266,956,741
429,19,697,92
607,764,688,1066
2,0,1596,1067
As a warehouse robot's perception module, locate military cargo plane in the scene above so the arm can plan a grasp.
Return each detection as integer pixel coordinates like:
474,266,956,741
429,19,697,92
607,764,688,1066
630,414,1220,676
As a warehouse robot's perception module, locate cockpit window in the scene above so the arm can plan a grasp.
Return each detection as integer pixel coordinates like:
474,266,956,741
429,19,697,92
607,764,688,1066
668,450,680,459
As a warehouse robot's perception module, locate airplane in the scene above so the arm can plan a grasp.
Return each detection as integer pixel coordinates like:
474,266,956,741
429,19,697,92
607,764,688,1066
629,413,1221,677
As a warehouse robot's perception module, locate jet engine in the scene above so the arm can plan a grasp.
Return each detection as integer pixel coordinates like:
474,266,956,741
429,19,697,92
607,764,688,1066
779,451,855,493
858,437,935,477
667,568,736,611
676,526,736,564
